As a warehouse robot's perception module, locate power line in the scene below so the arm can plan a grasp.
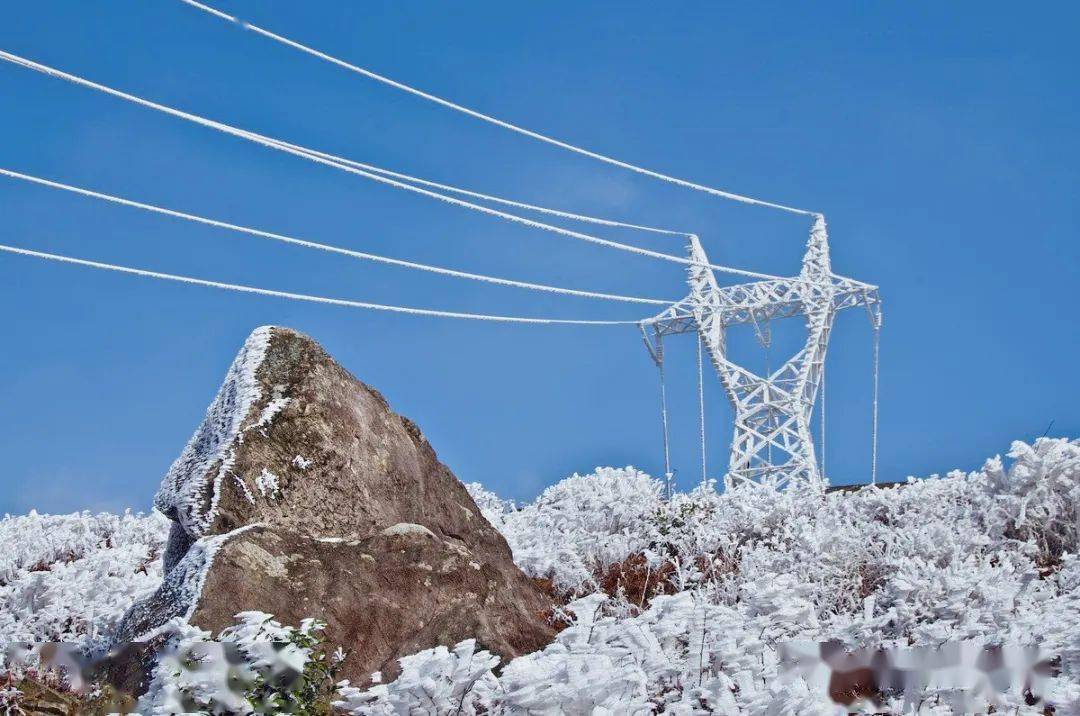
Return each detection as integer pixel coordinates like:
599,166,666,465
179,0,817,217
0,243,640,325
266,140,690,238
0,167,675,306
0,49,782,282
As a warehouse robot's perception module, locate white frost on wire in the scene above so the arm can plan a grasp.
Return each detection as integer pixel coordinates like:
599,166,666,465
0,243,641,325
0,50,784,282
295,145,691,236
0,168,677,306
177,0,817,217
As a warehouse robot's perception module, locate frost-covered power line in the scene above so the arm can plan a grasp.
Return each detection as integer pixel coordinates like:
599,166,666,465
0,243,641,325
0,34,883,489
271,143,692,238
0,49,781,282
178,0,817,217
0,168,675,306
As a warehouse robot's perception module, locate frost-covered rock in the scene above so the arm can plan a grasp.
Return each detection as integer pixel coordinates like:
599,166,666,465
113,325,555,693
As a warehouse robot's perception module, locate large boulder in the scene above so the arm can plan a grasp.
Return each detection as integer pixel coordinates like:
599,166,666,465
114,326,554,690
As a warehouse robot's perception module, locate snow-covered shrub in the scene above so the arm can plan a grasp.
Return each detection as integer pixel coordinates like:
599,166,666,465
985,438,1080,567
0,510,168,659
139,611,343,715
351,437,1080,714
492,466,664,593
335,639,499,716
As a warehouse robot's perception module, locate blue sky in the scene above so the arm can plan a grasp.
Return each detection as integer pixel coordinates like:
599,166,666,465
1,2,1076,514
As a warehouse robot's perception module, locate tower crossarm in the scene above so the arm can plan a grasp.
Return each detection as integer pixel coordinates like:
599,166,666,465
640,263,878,337
682,275,878,329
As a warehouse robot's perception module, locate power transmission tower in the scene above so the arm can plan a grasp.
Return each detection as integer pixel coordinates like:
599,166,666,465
641,216,881,490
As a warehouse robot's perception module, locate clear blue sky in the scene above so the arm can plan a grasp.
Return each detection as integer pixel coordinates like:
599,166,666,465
1,2,1076,514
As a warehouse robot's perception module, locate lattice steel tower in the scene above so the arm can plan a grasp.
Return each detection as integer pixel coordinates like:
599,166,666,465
641,216,881,490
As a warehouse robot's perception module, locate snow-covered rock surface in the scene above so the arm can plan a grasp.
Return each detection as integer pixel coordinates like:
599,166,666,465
154,325,272,539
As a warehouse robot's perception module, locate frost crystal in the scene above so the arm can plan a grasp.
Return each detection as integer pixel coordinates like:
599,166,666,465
255,469,281,499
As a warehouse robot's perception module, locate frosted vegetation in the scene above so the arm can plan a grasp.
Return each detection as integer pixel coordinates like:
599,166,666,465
138,612,343,715
351,437,1080,714
0,509,168,652
1,437,1078,714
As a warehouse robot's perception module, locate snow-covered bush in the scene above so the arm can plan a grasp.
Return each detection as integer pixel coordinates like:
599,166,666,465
986,438,1080,567
335,639,499,716
343,438,1080,714
0,510,169,659
139,611,343,715
488,466,664,593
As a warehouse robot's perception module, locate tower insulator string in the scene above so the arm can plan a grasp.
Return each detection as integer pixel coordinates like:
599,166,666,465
697,334,707,488
820,360,826,480
871,321,881,485
657,335,673,497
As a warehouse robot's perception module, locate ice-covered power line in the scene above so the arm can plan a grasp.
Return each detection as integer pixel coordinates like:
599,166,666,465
0,49,782,282
178,0,817,217
265,140,691,238
0,168,675,306
0,243,641,325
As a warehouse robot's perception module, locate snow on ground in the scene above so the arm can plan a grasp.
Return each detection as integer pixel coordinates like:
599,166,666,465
2,437,1079,714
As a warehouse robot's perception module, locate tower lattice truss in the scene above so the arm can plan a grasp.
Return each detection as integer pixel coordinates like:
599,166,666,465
642,216,881,489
